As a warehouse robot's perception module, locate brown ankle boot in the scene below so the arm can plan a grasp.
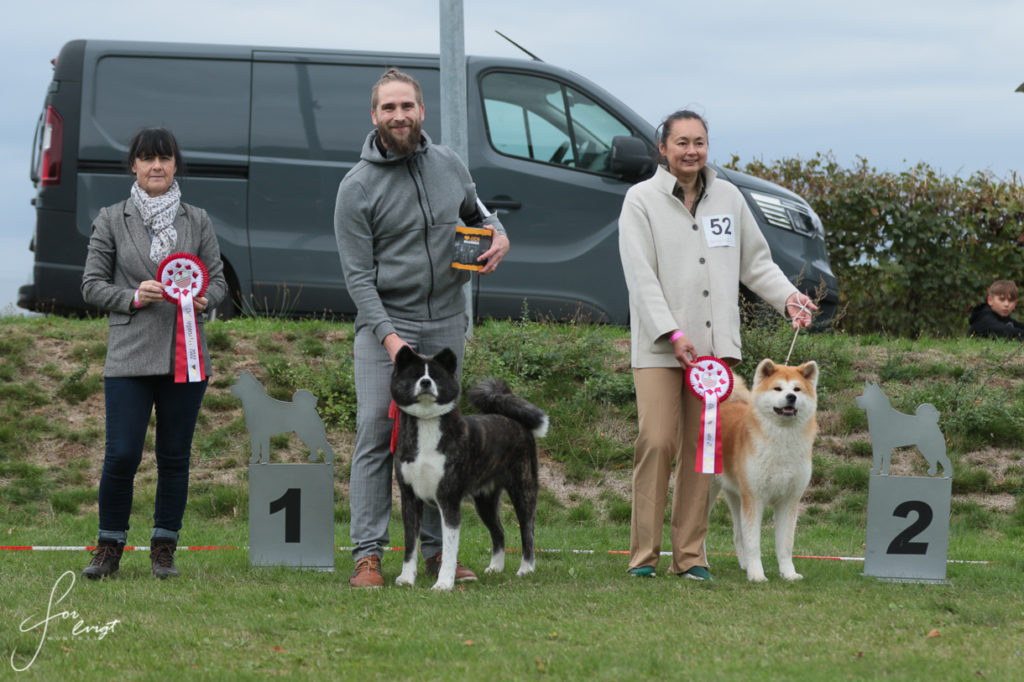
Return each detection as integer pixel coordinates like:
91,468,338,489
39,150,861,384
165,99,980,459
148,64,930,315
150,539,179,579
81,540,124,580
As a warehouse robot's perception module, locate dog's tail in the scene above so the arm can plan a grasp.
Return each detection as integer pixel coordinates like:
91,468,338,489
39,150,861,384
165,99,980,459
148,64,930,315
468,378,549,438
726,374,752,404
292,389,318,406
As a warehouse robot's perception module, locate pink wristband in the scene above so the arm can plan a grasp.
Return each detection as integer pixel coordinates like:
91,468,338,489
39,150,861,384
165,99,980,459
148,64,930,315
669,330,684,343
133,289,141,308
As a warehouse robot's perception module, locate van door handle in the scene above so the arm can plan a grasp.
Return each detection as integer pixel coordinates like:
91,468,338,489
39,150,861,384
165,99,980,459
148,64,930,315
485,196,522,210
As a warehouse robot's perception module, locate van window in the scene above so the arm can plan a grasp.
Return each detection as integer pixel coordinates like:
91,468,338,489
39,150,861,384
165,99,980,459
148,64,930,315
251,62,441,162
93,57,249,154
481,72,631,176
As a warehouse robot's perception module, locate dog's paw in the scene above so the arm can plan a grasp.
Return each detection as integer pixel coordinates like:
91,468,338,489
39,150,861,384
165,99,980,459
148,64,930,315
516,560,535,576
781,571,803,581
485,552,505,574
431,579,455,591
395,566,416,586
746,566,768,582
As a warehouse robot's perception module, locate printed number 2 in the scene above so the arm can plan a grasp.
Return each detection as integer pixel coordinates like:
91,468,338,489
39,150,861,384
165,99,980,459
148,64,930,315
709,217,732,236
886,500,932,555
269,488,301,543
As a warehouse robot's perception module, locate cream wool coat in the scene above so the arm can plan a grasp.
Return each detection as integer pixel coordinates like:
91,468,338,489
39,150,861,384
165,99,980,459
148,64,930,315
618,165,797,368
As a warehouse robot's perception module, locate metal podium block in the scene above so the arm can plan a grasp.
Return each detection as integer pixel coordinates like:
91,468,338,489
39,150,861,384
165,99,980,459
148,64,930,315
857,381,953,583
864,475,952,582
249,463,335,570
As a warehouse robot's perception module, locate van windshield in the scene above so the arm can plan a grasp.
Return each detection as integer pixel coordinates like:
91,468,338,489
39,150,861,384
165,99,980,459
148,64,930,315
481,72,631,176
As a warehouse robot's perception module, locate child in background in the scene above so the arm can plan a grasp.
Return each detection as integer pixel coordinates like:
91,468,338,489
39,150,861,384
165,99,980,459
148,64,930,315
969,280,1024,339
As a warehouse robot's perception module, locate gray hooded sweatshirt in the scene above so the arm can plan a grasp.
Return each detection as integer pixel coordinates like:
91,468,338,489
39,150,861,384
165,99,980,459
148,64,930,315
334,131,505,343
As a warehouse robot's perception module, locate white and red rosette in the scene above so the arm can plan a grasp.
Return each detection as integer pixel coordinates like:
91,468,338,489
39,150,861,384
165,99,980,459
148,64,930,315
157,252,209,383
686,356,734,474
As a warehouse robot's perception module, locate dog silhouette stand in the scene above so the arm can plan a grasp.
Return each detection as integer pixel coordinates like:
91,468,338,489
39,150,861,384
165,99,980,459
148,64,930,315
231,370,334,465
232,370,335,570
858,381,953,582
856,381,951,478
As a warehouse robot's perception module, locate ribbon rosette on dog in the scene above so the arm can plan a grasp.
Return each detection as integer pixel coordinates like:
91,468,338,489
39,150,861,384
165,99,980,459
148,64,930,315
157,252,209,383
686,356,734,474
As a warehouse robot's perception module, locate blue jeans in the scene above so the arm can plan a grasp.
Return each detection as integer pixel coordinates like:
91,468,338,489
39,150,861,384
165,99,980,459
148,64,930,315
97,376,207,544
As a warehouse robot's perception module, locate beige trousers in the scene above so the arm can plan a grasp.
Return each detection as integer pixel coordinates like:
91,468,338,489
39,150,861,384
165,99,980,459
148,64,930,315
629,367,711,574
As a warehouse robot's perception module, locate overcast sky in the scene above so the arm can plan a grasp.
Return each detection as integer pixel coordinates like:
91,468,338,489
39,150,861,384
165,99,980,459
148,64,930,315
3,0,1024,313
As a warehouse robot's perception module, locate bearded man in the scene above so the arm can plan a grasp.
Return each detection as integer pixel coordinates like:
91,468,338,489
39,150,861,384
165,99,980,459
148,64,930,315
334,68,510,588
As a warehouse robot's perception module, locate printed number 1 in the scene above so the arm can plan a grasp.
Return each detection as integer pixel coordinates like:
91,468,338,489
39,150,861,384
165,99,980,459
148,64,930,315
886,500,932,555
269,488,301,543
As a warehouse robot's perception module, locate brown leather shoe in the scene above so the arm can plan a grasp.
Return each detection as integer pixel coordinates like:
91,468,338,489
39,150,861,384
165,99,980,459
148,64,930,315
350,555,384,588
424,551,478,582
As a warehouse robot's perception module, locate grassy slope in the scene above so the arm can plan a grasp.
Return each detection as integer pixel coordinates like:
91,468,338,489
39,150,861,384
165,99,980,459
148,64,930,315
2,315,1024,679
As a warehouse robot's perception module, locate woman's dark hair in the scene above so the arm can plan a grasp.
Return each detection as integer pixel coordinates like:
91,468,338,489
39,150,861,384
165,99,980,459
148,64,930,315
126,127,185,173
656,109,709,147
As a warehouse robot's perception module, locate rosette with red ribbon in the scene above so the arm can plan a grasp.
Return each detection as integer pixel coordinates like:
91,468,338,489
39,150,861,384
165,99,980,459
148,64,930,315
686,356,734,474
157,252,209,383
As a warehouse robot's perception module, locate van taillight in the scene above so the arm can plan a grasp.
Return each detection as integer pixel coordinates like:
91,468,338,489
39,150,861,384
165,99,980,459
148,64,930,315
40,106,63,186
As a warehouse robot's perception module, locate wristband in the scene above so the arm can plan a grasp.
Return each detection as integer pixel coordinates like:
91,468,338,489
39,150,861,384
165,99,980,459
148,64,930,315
670,330,685,343
133,289,142,308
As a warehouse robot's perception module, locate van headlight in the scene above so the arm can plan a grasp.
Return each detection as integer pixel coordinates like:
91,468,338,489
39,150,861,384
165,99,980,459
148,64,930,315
749,191,825,240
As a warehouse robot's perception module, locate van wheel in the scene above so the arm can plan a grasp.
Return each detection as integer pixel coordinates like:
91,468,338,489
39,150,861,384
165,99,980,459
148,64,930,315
207,260,241,321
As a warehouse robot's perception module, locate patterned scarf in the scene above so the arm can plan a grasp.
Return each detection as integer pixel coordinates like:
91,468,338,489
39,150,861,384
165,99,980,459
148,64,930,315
130,180,181,264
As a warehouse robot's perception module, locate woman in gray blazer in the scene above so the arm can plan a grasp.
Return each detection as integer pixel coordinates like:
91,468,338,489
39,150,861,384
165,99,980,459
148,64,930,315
80,127,227,580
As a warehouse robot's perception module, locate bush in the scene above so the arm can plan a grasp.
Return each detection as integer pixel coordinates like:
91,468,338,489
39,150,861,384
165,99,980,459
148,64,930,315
725,153,1024,337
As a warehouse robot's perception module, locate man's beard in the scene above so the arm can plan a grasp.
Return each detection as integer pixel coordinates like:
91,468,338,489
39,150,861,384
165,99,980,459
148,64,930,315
377,119,422,156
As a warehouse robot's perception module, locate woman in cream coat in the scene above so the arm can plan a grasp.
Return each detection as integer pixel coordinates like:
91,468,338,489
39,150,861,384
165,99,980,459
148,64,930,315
80,127,227,580
618,110,815,580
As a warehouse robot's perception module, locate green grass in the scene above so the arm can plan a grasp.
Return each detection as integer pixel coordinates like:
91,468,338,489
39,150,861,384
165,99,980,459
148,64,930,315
4,315,1024,678
3,513,1023,679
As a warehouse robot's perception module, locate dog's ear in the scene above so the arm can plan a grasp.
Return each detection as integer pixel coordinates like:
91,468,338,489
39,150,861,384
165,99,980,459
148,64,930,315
433,347,459,375
395,345,417,368
754,358,776,387
799,360,819,389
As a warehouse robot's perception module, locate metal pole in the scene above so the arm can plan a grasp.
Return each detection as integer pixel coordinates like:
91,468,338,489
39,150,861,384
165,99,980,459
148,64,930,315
439,0,474,338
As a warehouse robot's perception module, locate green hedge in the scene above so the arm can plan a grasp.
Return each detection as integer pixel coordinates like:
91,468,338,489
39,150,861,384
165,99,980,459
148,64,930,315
725,153,1024,337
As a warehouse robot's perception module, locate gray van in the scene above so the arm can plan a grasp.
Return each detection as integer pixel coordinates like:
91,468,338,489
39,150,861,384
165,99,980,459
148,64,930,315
22,39,838,324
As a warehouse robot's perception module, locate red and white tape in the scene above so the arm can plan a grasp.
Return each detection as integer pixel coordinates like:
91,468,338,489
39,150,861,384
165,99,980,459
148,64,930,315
0,546,237,551
0,545,991,564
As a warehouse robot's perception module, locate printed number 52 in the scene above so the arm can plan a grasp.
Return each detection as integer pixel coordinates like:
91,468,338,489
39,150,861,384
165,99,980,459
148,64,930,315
709,217,732,236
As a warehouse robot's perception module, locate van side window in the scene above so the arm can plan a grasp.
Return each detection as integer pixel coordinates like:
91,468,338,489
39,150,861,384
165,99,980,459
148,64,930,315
481,72,631,176
251,62,440,162
92,57,249,156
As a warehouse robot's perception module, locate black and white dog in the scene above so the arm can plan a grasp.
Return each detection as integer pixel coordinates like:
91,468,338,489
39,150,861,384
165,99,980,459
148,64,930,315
390,346,548,590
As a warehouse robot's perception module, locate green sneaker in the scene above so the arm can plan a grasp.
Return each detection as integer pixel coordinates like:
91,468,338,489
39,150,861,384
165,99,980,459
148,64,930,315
628,566,656,578
680,566,713,581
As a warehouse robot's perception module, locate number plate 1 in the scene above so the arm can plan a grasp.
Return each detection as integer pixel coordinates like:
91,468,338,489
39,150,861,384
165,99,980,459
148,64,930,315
864,475,951,582
249,463,335,571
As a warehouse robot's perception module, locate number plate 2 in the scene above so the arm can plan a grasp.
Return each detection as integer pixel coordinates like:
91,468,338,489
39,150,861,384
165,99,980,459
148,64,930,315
864,474,951,582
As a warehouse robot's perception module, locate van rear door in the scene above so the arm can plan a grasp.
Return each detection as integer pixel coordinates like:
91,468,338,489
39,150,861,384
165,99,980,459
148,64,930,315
76,44,251,308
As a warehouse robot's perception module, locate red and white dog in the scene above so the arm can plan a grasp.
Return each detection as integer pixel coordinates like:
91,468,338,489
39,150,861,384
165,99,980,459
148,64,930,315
711,359,819,582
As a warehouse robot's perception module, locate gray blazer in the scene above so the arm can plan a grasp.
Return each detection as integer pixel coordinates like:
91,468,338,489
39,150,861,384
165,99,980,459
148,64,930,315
81,199,227,378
